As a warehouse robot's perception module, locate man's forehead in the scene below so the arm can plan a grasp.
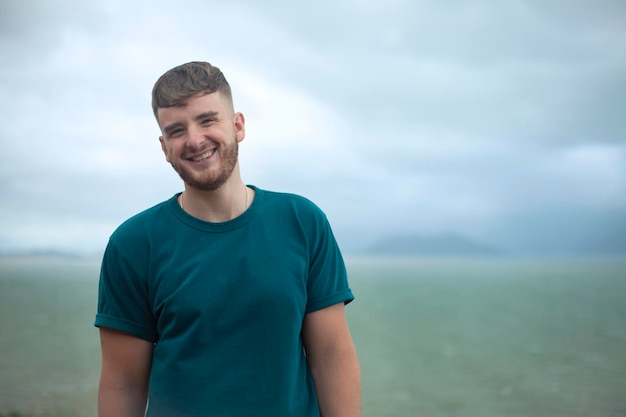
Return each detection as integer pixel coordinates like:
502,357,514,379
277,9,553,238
172,91,220,107
158,92,221,113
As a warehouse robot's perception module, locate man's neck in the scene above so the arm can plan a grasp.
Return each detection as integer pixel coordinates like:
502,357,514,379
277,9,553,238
181,180,251,223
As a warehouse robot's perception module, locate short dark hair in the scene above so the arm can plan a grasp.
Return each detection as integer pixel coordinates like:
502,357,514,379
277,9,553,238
151,61,233,118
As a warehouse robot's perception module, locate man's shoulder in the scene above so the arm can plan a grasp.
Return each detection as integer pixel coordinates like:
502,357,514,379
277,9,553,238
110,196,175,241
259,188,322,213
256,187,329,230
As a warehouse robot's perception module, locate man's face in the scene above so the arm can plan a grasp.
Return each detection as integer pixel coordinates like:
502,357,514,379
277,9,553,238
157,92,245,191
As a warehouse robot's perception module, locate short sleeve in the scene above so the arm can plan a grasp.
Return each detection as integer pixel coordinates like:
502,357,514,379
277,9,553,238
95,240,157,342
305,210,354,313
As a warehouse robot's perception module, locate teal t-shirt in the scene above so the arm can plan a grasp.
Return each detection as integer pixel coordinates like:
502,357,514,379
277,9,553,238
95,186,353,417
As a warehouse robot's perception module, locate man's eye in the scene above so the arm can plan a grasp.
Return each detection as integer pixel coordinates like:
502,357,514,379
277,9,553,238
168,129,184,138
201,119,214,126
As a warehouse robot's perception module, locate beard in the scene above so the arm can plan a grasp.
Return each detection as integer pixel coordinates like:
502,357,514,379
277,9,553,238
170,139,239,191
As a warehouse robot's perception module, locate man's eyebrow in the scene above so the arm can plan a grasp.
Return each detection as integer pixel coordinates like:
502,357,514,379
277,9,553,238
163,122,184,135
194,111,219,122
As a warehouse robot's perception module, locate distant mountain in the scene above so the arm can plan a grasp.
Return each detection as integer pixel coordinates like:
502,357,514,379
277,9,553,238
362,233,501,257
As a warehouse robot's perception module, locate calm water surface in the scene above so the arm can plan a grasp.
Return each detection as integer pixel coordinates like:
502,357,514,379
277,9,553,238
1,256,625,417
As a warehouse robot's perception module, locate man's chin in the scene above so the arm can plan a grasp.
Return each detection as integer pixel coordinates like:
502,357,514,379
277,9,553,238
175,170,232,192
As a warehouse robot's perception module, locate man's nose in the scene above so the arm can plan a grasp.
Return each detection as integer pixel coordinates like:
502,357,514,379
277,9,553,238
187,125,206,147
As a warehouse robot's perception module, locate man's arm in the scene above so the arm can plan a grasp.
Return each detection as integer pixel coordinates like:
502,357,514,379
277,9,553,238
302,302,362,417
98,327,154,417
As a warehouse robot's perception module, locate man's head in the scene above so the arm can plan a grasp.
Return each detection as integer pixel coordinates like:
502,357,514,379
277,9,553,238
151,61,233,122
154,61,245,192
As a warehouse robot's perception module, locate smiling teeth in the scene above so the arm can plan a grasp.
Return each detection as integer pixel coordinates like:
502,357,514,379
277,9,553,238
192,150,213,161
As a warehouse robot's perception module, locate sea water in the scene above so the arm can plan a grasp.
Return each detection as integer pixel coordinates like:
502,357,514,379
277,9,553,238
1,255,625,417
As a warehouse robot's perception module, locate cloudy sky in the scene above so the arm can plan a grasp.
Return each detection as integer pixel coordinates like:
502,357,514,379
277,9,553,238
1,0,625,256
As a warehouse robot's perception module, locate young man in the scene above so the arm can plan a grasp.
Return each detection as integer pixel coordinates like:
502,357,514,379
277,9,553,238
95,61,361,417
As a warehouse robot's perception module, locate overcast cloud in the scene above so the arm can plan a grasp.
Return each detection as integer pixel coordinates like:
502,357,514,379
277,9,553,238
1,0,625,255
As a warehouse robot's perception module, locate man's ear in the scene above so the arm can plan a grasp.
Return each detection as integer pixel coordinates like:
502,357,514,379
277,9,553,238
159,136,170,162
234,112,246,143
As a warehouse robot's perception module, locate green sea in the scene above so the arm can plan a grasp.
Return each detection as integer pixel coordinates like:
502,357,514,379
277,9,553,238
0,255,625,417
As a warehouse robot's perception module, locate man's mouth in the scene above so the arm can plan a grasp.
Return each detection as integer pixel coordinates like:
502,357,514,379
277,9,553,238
188,149,215,162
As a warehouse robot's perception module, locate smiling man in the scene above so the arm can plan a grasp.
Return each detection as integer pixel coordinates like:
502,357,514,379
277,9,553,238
95,61,361,417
